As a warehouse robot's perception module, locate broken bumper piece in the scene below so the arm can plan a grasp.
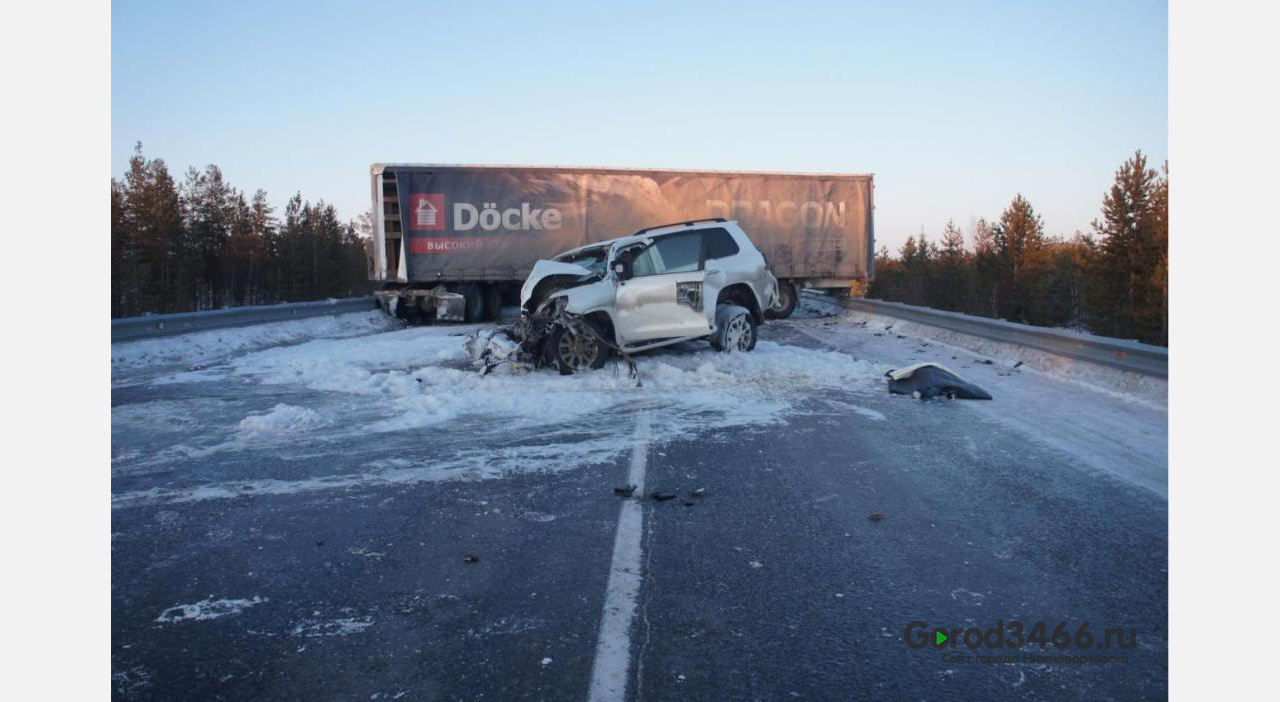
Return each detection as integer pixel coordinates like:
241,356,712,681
886,363,993,400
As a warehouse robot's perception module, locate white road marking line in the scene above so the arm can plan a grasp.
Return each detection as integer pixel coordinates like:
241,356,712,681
587,411,650,702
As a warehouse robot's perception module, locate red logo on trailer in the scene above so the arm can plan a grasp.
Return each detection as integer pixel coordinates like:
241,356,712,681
409,194,445,231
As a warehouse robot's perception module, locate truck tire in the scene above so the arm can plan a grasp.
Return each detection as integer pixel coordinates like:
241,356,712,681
460,283,484,323
764,281,797,320
483,284,504,321
546,324,608,374
711,304,757,352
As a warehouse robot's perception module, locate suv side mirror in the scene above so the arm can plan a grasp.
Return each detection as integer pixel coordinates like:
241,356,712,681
613,259,632,281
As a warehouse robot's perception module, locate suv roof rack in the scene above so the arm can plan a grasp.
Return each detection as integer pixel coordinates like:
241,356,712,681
632,217,727,236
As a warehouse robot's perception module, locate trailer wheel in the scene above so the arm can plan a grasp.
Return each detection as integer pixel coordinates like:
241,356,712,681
483,284,504,321
764,281,797,319
460,283,485,323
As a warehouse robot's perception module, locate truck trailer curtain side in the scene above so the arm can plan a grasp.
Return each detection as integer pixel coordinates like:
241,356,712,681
371,165,874,288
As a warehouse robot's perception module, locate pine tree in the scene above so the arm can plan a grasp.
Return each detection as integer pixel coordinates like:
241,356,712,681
116,144,185,315
994,194,1046,322
1085,151,1166,342
936,219,970,311
970,218,1002,317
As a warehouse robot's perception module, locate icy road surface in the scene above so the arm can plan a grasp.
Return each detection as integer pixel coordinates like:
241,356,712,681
111,301,1167,700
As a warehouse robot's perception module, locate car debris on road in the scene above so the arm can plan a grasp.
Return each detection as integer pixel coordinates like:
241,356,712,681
885,363,993,400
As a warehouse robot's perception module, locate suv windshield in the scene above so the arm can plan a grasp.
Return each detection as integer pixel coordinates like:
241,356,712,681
555,247,609,277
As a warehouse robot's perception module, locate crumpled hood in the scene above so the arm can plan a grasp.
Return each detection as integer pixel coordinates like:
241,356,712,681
520,260,596,308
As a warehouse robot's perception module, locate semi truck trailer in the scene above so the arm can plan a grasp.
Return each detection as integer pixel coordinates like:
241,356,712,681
369,164,874,321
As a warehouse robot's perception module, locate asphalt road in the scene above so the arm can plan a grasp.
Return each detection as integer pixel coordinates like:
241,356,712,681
111,308,1168,700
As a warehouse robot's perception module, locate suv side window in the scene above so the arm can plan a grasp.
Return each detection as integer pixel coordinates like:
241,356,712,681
703,227,740,260
632,233,703,276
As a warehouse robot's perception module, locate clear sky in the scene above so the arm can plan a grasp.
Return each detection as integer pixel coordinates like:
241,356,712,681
111,0,1167,253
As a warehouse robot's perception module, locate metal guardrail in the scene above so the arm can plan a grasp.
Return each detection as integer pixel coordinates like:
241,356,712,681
826,295,1168,378
111,297,380,343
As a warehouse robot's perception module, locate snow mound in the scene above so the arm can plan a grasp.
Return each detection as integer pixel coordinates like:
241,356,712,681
237,404,325,435
111,326,885,508
155,596,266,623
230,331,881,434
112,310,399,377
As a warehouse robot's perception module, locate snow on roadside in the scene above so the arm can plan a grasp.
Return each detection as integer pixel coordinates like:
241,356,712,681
800,293,1167,407
785,295,1168,497
111,310,399,377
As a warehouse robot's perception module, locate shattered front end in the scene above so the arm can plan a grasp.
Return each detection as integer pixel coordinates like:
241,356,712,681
463,298,566,375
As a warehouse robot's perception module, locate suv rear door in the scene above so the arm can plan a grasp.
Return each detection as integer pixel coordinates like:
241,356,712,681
614,232,712,344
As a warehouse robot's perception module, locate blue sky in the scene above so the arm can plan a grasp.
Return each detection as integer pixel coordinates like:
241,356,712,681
111,0,1166,252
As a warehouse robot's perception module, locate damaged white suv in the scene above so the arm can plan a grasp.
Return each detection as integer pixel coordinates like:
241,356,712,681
514,218,780,373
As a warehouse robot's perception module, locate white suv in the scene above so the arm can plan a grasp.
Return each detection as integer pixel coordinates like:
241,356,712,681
516,218,780,373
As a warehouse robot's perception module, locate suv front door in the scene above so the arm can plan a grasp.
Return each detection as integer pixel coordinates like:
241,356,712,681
614,232,712,344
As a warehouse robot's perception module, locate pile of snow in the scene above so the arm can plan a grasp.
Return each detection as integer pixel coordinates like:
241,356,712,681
112,310,399,377
112,325,885,507
228,328,881,434
154,596,266,623
291,617,374,637
236,404,326,436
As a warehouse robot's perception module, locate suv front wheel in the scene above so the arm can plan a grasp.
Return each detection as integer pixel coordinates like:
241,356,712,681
711,304,757,353
546,324,609,374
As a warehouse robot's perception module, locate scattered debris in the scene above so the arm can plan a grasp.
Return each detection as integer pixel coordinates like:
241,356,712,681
315,539,325,547
1013,361,1024,368
682,500,696,507
886,363,993,401
613,485,637,498
541,657,553,666
464,326,527,375
690,487,707,498
975,359,994,365
650,490,678,501
749,560,764,569
867,512,884,522
462,554,480,563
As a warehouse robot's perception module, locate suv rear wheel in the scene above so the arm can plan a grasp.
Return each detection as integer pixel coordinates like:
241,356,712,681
546,324,608,374
711,304,757,352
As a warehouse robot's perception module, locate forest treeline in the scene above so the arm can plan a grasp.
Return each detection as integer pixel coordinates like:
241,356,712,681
869,151,1168,345
111,144,372,317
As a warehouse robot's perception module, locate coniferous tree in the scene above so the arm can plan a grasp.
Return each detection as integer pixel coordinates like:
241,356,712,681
111,147,373,316
994,194,1046,323
1085,151,1166,342
936,219,970,311
970,218,1002,317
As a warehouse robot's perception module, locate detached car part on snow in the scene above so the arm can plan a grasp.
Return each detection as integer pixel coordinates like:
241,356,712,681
885,363,993,400
471,219,782,374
